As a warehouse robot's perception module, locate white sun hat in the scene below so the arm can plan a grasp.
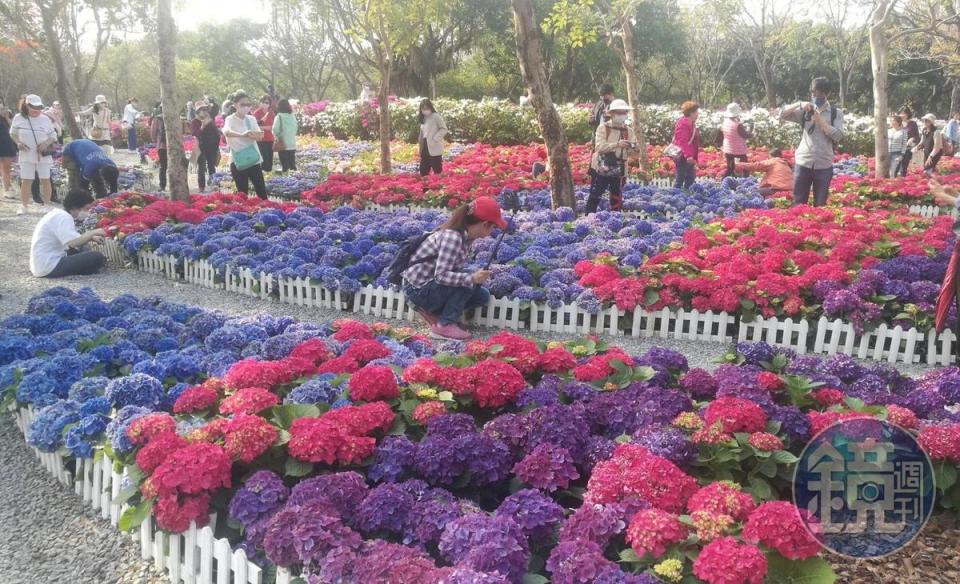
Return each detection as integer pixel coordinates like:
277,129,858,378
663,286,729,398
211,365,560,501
607,99,630,112
95,94,107,104
725,103,742,118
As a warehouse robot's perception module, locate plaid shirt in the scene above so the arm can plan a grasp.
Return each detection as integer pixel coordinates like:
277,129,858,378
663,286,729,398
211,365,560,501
403,229,472,288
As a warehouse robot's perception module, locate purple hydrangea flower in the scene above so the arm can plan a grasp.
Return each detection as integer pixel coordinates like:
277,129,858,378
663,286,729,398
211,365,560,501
632,425,697,467
495,489,565,540
229,470,289,527
287,472,369,524
545,539,615,584
439,514,529,584
355,483,415,536
368,435,417,483
557,503,626,548
512,443,580,492
678,368,718,399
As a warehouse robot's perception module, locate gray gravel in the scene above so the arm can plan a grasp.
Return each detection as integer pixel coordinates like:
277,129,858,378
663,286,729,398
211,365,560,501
0,416,168,584
0,161,946,582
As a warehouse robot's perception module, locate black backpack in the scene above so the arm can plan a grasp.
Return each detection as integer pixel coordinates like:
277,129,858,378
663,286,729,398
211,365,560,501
385,232,435,287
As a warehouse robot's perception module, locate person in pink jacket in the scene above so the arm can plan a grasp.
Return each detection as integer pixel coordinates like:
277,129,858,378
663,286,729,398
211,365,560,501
721,102,752,177
671,101,700,189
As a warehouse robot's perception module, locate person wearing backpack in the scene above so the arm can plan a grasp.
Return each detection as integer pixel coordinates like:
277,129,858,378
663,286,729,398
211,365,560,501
586,99,637,214
779,77,844,207
398,196,506,341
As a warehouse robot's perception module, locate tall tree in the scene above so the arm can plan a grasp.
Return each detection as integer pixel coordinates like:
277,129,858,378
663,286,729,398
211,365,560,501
869,0,899,178
726,0,792,108
820,0,870,109
156,0,189,200
512,0,576,210
320,0,429,173
681,4,742,107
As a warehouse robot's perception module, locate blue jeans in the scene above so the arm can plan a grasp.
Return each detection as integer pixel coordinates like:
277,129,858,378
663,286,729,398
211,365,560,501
127,127,137,150
888,153,902,178
792,165,833,207
403,281,490,326
673,156,696,189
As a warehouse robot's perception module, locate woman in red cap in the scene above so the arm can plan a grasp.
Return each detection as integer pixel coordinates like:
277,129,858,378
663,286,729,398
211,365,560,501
402,196,506,340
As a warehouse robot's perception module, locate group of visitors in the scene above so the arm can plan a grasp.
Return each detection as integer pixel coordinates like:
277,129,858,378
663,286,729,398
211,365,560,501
887,107,954,178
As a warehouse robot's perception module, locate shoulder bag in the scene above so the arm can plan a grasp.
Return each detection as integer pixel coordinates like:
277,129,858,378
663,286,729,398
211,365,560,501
272,114,285,153
232,116,261,171
26,115,55,158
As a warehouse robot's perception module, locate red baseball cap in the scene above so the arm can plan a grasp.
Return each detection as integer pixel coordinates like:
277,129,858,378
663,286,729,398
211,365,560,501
470,196,507,229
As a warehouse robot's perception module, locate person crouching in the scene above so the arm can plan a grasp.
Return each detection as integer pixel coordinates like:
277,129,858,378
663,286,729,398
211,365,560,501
62,138,120,199
402,196,506,341
30,188,107,278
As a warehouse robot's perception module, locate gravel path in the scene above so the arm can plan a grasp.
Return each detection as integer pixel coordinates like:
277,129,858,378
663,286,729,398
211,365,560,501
0,180,955,582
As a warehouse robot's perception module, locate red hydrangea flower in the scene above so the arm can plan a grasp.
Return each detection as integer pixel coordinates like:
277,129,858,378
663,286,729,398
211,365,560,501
743,501,822,560
288,338,332,364
412,401,447,425
434,366,478,395
343,339,391,364
692,422,733,445
148,442,232,498
223,359,284,390
687,482,756,522
153,492,212,533
692,537,767,584
537,347,577,373
135,431,187,474
806,410,873,436
811,388,845,408
625,508,688,558
470,359,526,408
402,359,439,385
173,385,220,414
316,355,360,375
482,332,541,374
332,320,373,342
223,414,279,463
126,412,177,446
219,387,280,415
348,365,400,402
747,432,784,452
704,397,767,433
885,405,919,429
585,444,697,513
917,424,960,463
572,350,634,382
756,371,783,391
287,402,394,464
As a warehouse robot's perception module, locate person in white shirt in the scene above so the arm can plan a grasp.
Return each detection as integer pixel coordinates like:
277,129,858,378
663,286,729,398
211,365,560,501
9,94,57,215
222,90,266,198
30,188,107,278
122,98,141,151
43,101,64,144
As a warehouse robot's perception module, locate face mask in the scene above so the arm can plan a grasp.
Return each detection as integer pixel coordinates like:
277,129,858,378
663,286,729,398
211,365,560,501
812,95,826,107
603,96,612,104
612,114,627,124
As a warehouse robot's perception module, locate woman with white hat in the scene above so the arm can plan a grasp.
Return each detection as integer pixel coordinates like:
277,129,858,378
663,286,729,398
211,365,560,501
916,113,944,175
721,102,752,177
9,95,57,215
587,98,637,214
78,95,112,149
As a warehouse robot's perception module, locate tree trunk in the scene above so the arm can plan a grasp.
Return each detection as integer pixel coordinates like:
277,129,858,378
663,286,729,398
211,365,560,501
951,77,960,115
616,15,647,170
762,65,777,109
157,0,189,200
869,5,891,179
510,0,575,211
378,66,392,174
38,1,82,139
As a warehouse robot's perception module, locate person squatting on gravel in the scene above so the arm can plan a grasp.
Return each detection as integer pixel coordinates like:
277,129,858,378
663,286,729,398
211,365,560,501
30,188,107,279
62,139,119,199
401,196,506,341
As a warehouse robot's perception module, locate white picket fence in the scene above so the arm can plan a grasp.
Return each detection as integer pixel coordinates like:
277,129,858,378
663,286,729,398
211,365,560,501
813,317,924,364
908,204,958,218
738,316,810,354
529,302,621,336
10,406,263,584
629,307,735,342
224,266,272,300
96,238,129,266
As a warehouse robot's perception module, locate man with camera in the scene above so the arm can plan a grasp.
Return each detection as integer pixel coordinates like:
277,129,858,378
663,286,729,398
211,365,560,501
586,99,637,214
779,77,844,207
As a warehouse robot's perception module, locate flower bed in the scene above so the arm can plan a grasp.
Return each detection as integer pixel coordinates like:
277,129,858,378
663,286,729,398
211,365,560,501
5,289,960,583
575,206,953,322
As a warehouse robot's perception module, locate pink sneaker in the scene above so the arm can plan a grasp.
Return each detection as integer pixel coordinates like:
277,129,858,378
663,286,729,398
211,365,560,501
414,308,439,327
430,323,471,341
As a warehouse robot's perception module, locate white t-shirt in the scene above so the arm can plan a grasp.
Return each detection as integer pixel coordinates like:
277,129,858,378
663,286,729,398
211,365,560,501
122,103,139,125
30,209,81,277
223,113,262,162
10,113,57,164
